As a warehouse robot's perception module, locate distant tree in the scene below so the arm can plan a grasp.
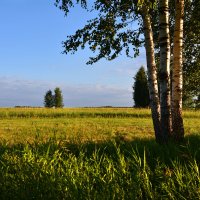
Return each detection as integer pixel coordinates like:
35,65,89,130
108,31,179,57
133,66,150,108
54,87,64,108
44,90,54,108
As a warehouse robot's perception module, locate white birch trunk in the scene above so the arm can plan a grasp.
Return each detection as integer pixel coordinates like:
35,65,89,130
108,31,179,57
142,6,162,142
172,0,185,140
159,0,172,141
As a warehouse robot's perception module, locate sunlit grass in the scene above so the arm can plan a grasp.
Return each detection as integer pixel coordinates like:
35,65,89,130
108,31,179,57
0,108,199,144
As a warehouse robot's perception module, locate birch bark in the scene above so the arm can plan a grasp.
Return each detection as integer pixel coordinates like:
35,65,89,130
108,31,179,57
159,0,172,141
142,6,162,142
172,0,185,141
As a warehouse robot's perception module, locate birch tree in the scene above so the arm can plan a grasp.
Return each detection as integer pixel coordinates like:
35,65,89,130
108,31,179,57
158,0,172,141
141,5,161,142
171,0,184,140
55,0,188,143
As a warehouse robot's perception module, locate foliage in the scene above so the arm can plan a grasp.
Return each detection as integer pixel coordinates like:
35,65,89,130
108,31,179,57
133,66,150,107
54,87,64,108
44,90,54,108
195,95,200,110
55,0,143,64
182,0,200,106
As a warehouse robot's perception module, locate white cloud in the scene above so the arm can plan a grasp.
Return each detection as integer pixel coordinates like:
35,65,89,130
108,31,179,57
0,77,133,107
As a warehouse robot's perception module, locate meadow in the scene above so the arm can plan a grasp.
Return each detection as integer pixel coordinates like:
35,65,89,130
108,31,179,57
0,107,199,199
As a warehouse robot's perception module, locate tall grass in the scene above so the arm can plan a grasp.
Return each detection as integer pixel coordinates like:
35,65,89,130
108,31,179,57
0,137,199,200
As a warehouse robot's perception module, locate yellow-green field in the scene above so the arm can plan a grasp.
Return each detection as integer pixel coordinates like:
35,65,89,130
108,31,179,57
0,107,200,144
0,108,200,199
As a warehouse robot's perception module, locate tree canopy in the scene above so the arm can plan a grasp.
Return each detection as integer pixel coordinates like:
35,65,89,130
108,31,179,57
182,0,200,106
55,0,143,64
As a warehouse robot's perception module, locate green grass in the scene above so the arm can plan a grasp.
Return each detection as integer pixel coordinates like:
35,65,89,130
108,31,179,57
0,108,200,199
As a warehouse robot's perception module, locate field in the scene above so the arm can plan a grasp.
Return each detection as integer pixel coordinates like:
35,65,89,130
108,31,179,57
0,108,200,199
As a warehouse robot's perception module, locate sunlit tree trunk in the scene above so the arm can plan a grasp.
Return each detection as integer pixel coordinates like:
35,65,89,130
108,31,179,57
159,0,172,142
172,0,185,141
142,6,162,142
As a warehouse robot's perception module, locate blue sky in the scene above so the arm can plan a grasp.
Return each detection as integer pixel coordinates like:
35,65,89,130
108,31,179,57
0,0,146,107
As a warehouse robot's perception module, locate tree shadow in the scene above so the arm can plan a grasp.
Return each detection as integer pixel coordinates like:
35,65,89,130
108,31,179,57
1,133,199,166
0,134,199,200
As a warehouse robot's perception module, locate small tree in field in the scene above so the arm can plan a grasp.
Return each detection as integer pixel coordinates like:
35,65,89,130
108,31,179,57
133,66,150,108
44,90,54,108
54,87,64,108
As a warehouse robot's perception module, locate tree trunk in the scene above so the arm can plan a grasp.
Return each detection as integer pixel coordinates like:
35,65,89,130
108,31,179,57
172,0,185,141
142,6,162,142
159,0,172,142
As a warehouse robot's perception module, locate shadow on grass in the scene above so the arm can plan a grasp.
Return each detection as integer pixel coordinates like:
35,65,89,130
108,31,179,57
0,134,200,200
1,133,200,165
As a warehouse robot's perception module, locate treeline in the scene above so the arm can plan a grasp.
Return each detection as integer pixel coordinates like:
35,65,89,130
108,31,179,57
15,106,43,108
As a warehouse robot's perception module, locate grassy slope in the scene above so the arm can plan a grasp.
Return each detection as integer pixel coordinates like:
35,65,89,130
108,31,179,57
0,108,200,199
